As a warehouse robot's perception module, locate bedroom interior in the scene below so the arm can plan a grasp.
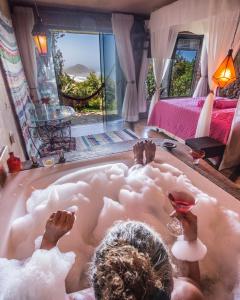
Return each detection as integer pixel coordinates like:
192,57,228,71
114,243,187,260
0,0,240,299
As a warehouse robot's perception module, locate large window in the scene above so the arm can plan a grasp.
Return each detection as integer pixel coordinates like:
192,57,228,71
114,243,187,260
53,32,103,113
161,34,203,98
50,31,122,126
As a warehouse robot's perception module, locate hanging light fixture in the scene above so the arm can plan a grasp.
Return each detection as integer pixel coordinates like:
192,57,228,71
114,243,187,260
32,0,49,56
212,49,236,88
212,13,240,88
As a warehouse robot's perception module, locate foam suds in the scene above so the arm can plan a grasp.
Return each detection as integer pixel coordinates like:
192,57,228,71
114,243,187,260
0,162,240,299
0,247,75,300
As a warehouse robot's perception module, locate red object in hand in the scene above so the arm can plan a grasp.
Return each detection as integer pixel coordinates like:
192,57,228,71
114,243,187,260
169,192,196,213
7,152,22,173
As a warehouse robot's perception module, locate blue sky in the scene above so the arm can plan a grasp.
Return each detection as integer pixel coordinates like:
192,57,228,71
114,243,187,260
57,33,100,71
176,50,197,62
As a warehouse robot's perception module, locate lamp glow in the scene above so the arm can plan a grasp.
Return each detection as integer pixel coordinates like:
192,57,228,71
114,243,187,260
212,49,237,88
33,35,47,55
32,18,49,56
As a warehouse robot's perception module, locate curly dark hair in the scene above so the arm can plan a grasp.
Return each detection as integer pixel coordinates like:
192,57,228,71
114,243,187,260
90,221,173,300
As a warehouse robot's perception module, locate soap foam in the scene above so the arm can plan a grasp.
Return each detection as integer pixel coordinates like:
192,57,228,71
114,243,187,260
1,162,240,299
0,248,75,300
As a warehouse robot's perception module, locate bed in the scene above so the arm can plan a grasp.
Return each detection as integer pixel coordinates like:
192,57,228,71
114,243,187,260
148,97,236,144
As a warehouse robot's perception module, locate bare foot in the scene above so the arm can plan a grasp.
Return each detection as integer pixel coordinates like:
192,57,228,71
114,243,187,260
144,140,156,164
133,141,144,165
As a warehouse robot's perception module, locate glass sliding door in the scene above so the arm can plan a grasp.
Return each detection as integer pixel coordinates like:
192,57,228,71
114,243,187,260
99,34,124,130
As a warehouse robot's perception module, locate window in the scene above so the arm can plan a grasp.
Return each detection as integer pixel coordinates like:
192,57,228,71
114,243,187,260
50,31,123,126
53,32,102,112
162,34,203,98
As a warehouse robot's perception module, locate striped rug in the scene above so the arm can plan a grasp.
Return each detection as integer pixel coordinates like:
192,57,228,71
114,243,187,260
75,129,138,151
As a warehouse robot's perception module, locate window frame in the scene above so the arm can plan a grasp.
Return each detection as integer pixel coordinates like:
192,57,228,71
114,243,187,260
164,33,204,99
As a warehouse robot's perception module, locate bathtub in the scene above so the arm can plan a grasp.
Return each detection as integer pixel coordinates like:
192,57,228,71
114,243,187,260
1,147,240,259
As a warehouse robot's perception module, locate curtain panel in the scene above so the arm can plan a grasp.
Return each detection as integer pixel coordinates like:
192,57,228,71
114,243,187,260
193,37,208,97
220,99,240,170
147,28,178,122
112,13,138,122
195,8,240,137
13,6,40,102
137,39,149,113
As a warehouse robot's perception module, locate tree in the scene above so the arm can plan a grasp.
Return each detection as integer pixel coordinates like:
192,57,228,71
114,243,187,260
146,63,156,99
59,72,104,111
170,52,195,97
52,33,105,112
52,33,117,113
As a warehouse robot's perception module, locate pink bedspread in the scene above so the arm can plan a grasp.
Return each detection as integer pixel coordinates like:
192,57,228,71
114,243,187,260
148,98,234,144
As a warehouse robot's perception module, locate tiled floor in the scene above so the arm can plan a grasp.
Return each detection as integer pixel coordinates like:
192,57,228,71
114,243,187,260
71,119,125,137
71,118,156,139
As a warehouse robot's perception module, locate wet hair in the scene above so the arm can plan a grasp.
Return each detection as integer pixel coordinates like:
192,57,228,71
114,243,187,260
91,221,173,300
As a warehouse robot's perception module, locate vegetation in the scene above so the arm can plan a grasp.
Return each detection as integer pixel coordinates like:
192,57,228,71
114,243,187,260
59,72,103,111
52,32,110,113
146,52,195,99
146,63,156,99
169,51,195,97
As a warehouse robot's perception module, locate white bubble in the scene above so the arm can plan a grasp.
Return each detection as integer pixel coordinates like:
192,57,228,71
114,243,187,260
3,162,240,299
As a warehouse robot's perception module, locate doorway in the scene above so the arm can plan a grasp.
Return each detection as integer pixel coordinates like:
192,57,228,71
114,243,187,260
52,31,124,131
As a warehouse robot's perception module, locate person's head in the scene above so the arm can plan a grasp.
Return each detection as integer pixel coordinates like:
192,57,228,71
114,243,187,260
91,221,173,300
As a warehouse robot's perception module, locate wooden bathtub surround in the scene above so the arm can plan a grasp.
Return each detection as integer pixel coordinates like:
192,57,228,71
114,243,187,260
19,135,240,201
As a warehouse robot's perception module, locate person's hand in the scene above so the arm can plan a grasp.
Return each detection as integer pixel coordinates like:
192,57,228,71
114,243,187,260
171,211,198,242
41,210,75,250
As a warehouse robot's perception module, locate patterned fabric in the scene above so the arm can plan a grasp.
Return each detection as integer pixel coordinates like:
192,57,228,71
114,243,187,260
76,128,138,151
39,137,76,157
0,11,37,156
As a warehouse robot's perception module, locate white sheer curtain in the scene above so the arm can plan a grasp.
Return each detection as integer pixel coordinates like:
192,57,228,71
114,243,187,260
13,7,40,102
148,27,178,121
195,5,240,137
220,99,240,170
137,39,149,113
220,19,240,169
112,14,138,122
193,37,208,97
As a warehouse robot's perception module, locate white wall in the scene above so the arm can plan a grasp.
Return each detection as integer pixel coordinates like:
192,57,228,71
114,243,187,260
0,0,25,160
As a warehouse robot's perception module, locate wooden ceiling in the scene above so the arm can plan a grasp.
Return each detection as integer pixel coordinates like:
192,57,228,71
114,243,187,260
10,0,177,15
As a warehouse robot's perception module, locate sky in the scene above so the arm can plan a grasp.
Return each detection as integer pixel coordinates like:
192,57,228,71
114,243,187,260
57,33,100,71
176,50,197,62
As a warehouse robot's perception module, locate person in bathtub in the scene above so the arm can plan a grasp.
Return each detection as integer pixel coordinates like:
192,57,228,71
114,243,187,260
40,141,204,300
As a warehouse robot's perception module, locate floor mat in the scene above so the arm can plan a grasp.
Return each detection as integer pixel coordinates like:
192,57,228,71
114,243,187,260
75,128,139,151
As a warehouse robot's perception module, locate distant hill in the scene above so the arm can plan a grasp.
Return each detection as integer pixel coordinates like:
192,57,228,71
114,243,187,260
64,64,95,76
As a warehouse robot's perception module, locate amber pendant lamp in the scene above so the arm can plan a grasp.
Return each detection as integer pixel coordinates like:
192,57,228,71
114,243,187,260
212,13,240,88
32,0,49,56
212,49,236,88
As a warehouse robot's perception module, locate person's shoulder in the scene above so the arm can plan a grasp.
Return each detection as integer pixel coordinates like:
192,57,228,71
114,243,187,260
171,278,204,300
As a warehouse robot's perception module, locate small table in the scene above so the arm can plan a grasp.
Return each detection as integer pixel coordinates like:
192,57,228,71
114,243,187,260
33,104,75,123
29,104,75,157
185,136,226,168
